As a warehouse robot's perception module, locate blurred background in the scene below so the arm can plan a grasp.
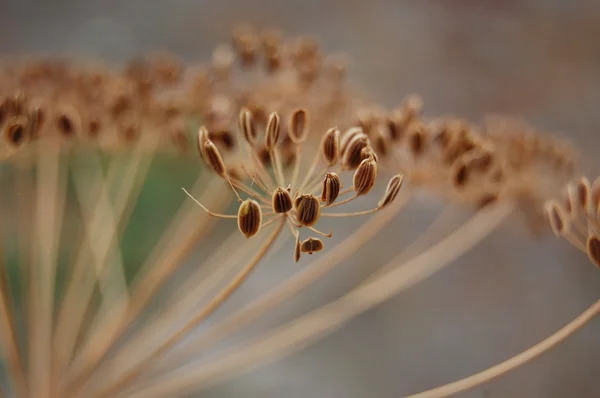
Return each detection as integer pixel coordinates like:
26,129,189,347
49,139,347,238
1,1,599,397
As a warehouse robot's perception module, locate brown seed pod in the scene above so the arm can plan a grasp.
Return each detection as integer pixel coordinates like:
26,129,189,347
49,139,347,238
341,132,369,170
586,236,600,268
265,112,281,151
272,187,293,213
321,172,341,205
3,116,30,147
237,199,262,238
300,237,324,254
545,200,568,237
294,233,301,262
451,161,469,189
321,127,340,166
288,108,308,144
407,122,428,157
340,127,363,154
238,108,257,145
202,140,227,177
55,105,82,138
378,174,404,208
295,194,321,227
353,157,378,196
576,177,591,212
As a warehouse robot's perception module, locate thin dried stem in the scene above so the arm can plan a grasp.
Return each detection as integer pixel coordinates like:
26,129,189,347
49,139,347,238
0,222,28,397
92,217,286,398
182,188,237,219
29,140,67,398
53,136,158,384
134,191,412,383
123,201,513,398
62,174,226,397
404,299,600,398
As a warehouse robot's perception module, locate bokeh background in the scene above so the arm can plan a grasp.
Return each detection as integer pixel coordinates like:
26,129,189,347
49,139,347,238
1,1,599,397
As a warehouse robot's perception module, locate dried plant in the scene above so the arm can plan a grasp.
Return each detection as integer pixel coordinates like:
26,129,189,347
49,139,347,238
0,25,597,398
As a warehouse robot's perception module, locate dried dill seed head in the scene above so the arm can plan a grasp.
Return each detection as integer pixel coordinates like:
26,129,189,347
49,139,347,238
321,173,341,205
237,199,262,238
300,237,324,254
586,236,600,268
407,122,428,157
353,157,378,196
55,105,82,138
3,116,30,147
273,187,293,214
265,112,281,151
321,127,340,166
288,108,309,144
295,194,321,227
201,140,227,177
378,174,404,208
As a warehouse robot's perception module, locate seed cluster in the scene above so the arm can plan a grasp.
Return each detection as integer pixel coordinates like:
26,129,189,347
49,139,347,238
545,176,600,269
185,107,404,262
0,26,356,160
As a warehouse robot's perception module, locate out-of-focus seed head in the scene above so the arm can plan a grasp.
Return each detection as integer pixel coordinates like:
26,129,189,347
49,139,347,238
237,199,262,238
288,108,308,144
321,172,341,205
300,237,324,254
545,200,568,237
272,187,293,214
3,116,30,147
378,174,404,208
321,127,340,166
55,105,82,138
265,112,281,151
295,194,321,227
408,122,427,157
238,108,257,146
353,157,378,196
576,177,590,212
341,131,369,170
586,236,600,268
402,94,424,120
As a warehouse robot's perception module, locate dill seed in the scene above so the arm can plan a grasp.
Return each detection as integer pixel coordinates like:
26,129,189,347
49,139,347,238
546,201,567,236
576,177,590,211
586,236,600,268
201,140,227,177
321,127,340,166
452,162,469,188
265,112,281,151
295,194,321,227
4,117,28,146
340,127,364,155
300,237,324,254
408,122,427,157
353,157,378,196
239,108,257,145
288,108,308,144
272,187,293,213
342,131,369,170
378,174,404,208
321,172,341,205
294,233,301,262
237,199,262,238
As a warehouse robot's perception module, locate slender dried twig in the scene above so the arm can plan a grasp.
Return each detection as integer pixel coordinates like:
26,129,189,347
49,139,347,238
404,299,600,398
29,140,67,398
92,216,287,398
121,202,513,398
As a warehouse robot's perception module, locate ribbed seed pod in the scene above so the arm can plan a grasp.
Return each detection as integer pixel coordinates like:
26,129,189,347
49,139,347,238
321,172,341,205
321,127,340,166
353,157,378,196
265,112,281,151
295,194,321,227
272,187,293,213
237,199,262,238
288,108,308,144
300,238,324,254
340,126,363,154
586,236,600,268
341,132,369,170
378,174,404,208
3,116,30,147
201,140,227,177
238,108,257,145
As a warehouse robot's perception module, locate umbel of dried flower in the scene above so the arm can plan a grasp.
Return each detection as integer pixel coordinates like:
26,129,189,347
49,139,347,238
184,107,404,261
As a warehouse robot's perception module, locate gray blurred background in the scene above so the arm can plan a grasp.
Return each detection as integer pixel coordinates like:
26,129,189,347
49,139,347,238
2,1,599,397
